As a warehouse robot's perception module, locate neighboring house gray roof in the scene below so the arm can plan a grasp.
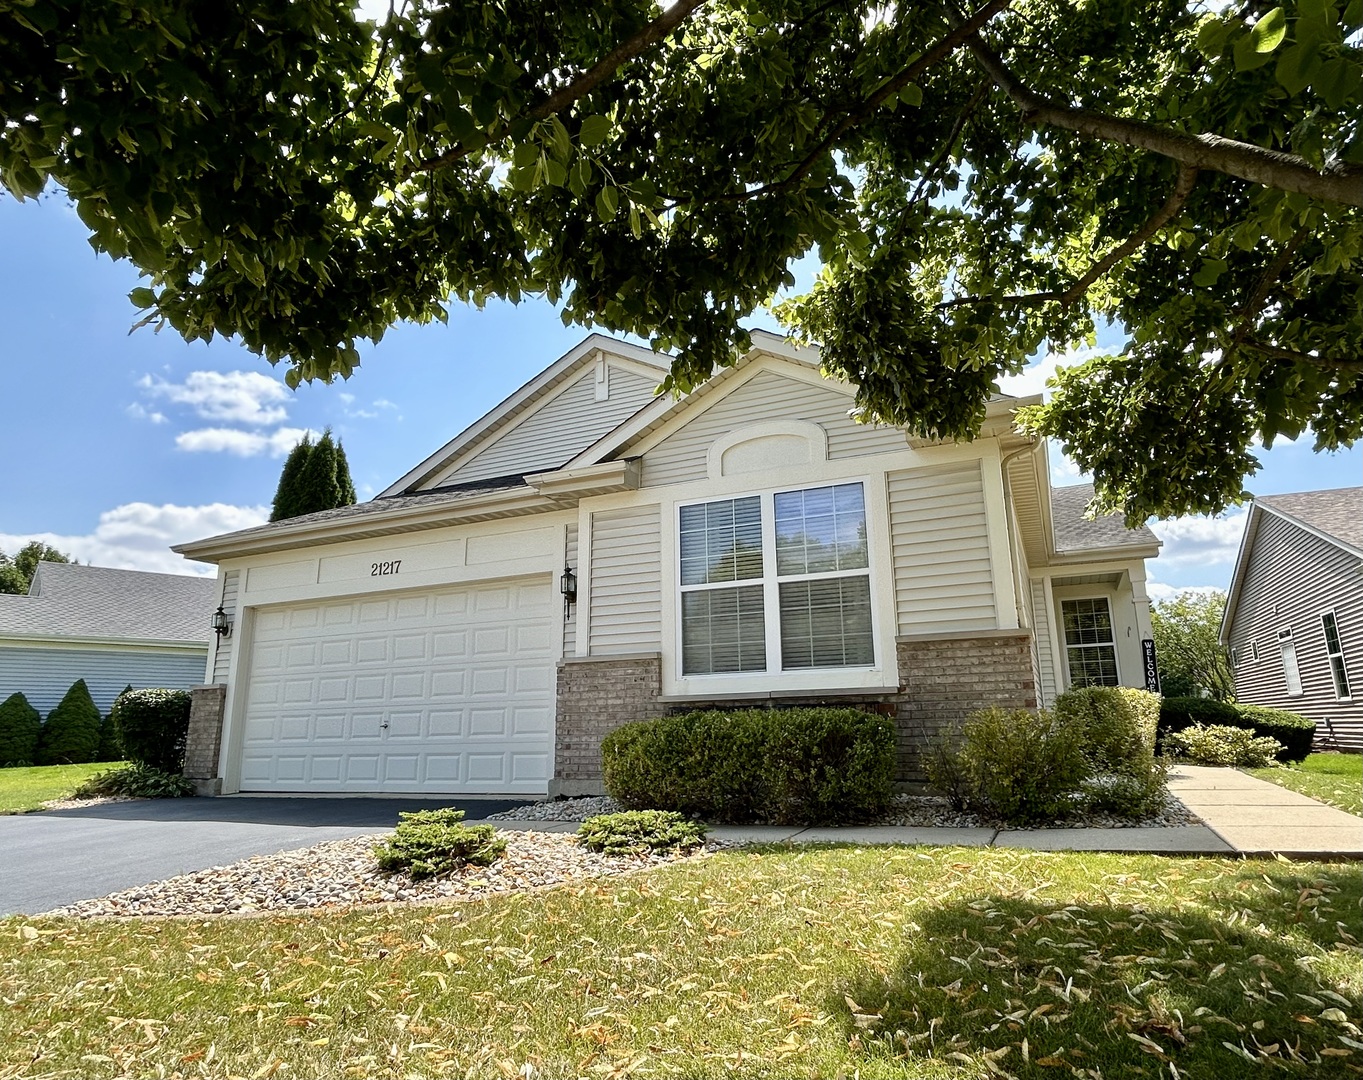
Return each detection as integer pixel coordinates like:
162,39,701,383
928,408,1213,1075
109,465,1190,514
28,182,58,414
0,562,216,644
1050,483,1161,553
1255,487,1363,554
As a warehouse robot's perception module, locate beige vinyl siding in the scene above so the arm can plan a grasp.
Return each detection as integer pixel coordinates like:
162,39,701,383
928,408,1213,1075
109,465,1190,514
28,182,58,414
1031,579,1057,706
1227,512,1363,749
563,522,578,657
887,462,997,635
210,569,240,684
641,370,904,487
430,367,658,487
588,504,662,654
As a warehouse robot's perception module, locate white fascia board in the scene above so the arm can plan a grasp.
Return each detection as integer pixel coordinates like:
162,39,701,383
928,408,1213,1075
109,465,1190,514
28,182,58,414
1049,542,1163,563
377,334,671,497
173,487,554,563
1219,501,1262,645
0,634,209,652
525,459,642,498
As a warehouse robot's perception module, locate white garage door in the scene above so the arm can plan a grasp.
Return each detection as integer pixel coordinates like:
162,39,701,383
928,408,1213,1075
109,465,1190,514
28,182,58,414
239,578,554,793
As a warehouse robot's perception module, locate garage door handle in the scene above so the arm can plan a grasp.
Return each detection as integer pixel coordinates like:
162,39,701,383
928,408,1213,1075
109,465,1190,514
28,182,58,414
380,721,389,729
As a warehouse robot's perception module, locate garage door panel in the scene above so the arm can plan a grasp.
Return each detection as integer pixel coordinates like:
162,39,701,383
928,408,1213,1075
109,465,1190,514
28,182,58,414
240,578,553,793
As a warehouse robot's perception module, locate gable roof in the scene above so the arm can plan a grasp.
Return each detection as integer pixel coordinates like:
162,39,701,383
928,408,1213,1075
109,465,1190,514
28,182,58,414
0,562,216,645
1050,483,1161,555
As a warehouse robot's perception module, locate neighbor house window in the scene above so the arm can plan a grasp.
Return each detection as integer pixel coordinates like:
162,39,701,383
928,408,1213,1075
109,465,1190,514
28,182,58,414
679,483,874,676
1321,610,1352,700
1250,639,1259,662
1278,628,1303,696
1061,597,1119,687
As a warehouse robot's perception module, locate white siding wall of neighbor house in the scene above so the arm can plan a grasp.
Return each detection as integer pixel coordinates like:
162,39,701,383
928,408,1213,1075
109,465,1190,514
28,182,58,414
209,569,241,684
429,367,659,487
641,370,905,487
588,504,663,655
1228,512,1363,747
886,461,997,635
0,647,209,715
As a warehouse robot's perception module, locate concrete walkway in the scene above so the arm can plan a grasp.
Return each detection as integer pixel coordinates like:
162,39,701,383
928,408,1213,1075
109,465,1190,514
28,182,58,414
488,766,1363,858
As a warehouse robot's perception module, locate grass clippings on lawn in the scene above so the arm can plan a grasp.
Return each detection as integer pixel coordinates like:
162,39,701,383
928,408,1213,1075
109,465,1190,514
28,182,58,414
0,763,120,814
4,846,1361,1078
1248,753,1363,816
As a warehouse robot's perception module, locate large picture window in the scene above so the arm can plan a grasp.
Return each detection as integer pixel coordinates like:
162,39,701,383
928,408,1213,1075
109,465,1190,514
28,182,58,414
1061,597,1119,687
679,483,874,676
1321,611,1351,700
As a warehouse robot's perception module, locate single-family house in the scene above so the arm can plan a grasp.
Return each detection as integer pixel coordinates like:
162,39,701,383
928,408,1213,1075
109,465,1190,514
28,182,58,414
0,562,217,713
1221,487,1363,750
173,332,1160,796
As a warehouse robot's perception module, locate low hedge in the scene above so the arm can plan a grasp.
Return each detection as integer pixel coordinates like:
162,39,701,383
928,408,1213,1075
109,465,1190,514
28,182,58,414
601,708,896,825
1158,697,1314,762
113,688,192,773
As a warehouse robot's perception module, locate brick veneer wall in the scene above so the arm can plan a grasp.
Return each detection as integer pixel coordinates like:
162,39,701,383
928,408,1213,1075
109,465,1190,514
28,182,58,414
550,631,1037,793
894,631,1036,782
183,684,226,796
551,654,662,796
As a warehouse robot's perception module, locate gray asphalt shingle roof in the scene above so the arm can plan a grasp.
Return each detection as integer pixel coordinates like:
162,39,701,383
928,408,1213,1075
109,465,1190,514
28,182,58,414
1256,487,1363,552
0,562,216,643
1050,483,1160,553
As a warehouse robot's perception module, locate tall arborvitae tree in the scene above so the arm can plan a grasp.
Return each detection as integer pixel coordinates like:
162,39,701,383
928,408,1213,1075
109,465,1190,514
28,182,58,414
37,679,102,765
269,430,358,522
0,692,42,766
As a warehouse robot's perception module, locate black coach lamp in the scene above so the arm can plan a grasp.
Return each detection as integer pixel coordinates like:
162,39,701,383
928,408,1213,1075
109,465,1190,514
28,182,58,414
212,605,232,638
560,564,577,620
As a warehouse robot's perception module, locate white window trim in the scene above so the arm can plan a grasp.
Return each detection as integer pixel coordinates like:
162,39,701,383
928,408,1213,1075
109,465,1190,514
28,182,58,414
1059,594,1121,688
1319,607,1353,701
659,465,896,698
1278,626,1303,697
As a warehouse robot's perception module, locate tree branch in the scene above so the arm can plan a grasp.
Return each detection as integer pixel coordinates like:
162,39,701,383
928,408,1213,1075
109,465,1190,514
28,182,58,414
909,79,990,206
964,34,1363,207
418,0,709,172
935,163,1199,310
1240,339,1363,370
1231,228,1306,344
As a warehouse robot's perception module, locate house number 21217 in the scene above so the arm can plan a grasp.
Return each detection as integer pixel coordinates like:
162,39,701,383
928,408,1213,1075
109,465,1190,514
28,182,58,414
371,560,401,576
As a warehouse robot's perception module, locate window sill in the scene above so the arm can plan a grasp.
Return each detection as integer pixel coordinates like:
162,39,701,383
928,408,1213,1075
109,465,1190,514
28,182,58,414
657,684,902,703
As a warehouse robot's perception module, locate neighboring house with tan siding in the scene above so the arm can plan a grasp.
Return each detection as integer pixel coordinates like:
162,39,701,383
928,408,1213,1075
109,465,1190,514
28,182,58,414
0,562,215,714
173,332,1160,796
1221,487,1363,750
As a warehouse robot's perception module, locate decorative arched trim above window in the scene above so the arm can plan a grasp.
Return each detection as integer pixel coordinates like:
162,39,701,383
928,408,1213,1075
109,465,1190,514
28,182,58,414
706,420,829,480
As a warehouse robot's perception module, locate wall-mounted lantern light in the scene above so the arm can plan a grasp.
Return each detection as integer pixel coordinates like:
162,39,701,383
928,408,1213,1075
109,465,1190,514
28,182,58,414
560,564,577,621
212,605,232,638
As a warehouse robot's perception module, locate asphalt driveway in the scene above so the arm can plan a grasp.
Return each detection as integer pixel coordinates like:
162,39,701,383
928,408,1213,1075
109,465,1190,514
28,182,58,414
0,795,529,916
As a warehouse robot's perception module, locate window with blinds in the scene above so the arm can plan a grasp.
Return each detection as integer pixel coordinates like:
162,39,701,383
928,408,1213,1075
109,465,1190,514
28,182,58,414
1061,597,1120,687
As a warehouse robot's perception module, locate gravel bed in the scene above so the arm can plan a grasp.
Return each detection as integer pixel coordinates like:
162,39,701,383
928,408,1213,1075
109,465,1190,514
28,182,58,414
43,830,703,919
487,792,1200,830
41,794,140,812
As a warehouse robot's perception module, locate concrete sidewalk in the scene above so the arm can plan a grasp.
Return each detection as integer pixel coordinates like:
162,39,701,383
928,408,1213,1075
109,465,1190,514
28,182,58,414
486,765,1362,858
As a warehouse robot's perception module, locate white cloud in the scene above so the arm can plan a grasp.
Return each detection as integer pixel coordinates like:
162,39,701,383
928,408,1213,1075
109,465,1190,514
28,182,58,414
139,370,291,426
0,502,269,576
997,344,1117,400
1150,509,1248,571
176,426,317,457
1146,582,1225,604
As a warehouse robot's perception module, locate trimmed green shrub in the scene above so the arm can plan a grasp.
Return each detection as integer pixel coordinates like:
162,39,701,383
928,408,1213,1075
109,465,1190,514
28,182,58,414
0,692,42,766
36,679,102,764
1166,724,1283,768
373,808,506,880
114,688,192,773
577,810,708,855
1077,772,1167,818
96,686,131,763
1054,686,1159,773
73,763,195,799
1232,705,1315,762
601,708,896,825
1158,697,1315,762
926,707,1089,825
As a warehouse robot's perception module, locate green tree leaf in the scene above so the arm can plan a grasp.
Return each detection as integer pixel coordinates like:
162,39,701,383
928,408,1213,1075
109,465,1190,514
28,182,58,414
579,115,612,147
595,185,619,222
1250,7,1286,53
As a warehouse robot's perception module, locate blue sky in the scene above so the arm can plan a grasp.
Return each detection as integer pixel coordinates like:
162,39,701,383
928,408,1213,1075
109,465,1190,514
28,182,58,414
0,190,1357,599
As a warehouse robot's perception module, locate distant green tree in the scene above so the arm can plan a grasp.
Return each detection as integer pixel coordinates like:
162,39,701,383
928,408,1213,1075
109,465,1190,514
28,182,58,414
271,429,358,522
37,679,102,765
1151,590,1235,701
269,433,314,522
0,692,42,766
0,541,72,595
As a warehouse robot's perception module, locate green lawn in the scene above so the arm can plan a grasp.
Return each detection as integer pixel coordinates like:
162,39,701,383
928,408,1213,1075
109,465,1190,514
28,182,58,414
4,847,1360,1077
1247,752,1363,816
0,762,118,814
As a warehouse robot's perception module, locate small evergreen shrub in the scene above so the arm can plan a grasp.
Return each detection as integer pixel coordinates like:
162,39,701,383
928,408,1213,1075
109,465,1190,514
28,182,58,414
577,810,708,855
36,679,102,764
1054,686,1160,773
1166,724,1284,767
1158,697,1314,761
926,707,1089,825
96,688,131,763
0,691,42,766
1157,696,1240,746
601,708,896,825
1077,773,1168,818
73,763,195,799
114,688,192,773
373,808,506,880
